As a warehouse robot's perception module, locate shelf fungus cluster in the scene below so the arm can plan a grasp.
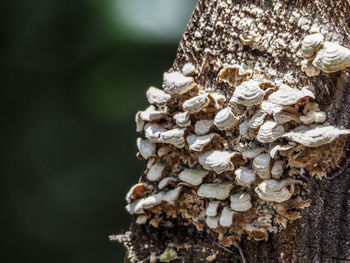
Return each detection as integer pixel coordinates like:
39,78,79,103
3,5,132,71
126,49,350,249
301,32,350,76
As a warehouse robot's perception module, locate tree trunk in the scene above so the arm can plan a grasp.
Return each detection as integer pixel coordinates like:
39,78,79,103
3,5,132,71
117,0,350,262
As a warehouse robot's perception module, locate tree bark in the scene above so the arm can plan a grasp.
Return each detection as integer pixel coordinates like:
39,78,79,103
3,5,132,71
119,1,350,262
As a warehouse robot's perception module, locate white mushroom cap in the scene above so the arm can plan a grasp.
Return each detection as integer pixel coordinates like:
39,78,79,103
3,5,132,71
125,183,151,203
197,182,233,200
194,119,213,135
219,206,236,227
255,178,302,203
159,128,186,148
178,168,209,186
269,144,294,159
147,163,166,181
136,138,156,159
252,153,271,179
283,125,350,147
163,71,195,94
146,86,171,105
162,186,183,204
174,111,191,127
182,62,197,76
209,93,226,109
235,166,257,187
249,110,267,129
229,101,246,116
136,105,165,133
301,59,321,77
198,150,239,174
126,187,183,214
257,120,284,143
135,112,145,132
206,216,219,229
268,84,314,106
230,80,265,106
271,160,284,179
301,33,324,59
312,41,350,73
126,192,164,214
144,123,167,142
230,192,252,212
158,177,177,189
187,133,216,152
241,147,265,159
300,111,326,124
239,120,250,138
157,145,171,157
182,93,210,113
206,201,220,217
260,101,283,115
138,105,165,122
273,111,299,124
214,107,239,130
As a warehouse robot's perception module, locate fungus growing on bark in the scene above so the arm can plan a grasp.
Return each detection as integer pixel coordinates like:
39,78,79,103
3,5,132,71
119,1,350,261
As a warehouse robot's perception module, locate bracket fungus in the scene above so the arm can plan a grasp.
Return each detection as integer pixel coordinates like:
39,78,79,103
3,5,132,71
163,71,195,94
144,123,166,142
173,111,191,127
219,206,236,227
159,128,186,148
178,168,208,186
312,42,350,73
268,84,314,106
158,177,177,190
182,93,210,113
301,33,324,60
235,167,257,187
249,110,267,129
147,163,165,182
206,216,220,229
187,133,217,152
271,160,284,179
136,138,156,159
230,80,265,106
138,105,165,122
257,120,285,143
197,182,233,200
194,119,213,135
230,192,252,212
255,179,302,203
146,86,171,106
252,153,271,179
206,201,220,217
214,107,239,130
300,110,326,125
283,125,350,147
198,150,239,174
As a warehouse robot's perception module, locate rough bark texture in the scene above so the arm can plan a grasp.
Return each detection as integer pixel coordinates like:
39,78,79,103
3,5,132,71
121,0,350,262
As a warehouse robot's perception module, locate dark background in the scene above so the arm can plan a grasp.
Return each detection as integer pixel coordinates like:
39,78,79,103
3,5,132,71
2,0,197,262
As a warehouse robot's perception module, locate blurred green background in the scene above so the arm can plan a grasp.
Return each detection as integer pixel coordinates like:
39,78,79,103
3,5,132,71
2,0,197,262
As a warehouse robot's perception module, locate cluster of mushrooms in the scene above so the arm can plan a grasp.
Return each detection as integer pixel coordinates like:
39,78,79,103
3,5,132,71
301,32,350,76
125,33,350,244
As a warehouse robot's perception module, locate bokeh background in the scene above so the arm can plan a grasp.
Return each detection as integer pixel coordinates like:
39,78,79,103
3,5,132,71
2,0,197,262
